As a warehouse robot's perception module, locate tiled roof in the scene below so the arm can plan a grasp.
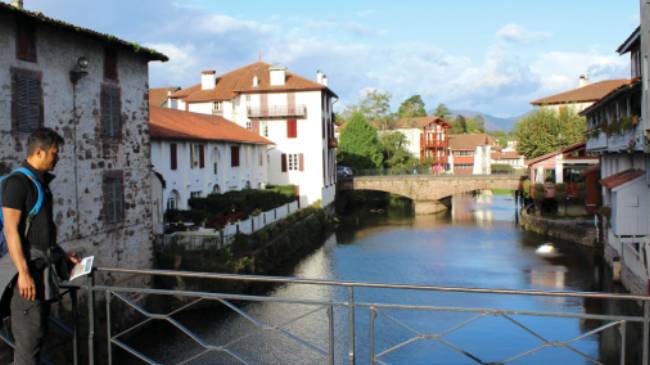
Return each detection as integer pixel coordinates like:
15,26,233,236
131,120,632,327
393,116,449,129
0,3,167,61
171,62,337,102
491,150,522,160
530,80,630,106
580,80,640,116
149,106,273,145
149,87,179,108
525,142,586,166
448,134,496,151
600,169,644,190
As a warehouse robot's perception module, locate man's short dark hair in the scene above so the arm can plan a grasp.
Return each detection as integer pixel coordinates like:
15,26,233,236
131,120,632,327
27,128,64,156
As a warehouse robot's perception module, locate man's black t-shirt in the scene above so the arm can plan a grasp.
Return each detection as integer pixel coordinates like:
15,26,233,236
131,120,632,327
1,162,56,256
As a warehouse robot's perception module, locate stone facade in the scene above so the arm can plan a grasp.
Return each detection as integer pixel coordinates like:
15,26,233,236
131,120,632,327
519,208,598,248
0,9,165,278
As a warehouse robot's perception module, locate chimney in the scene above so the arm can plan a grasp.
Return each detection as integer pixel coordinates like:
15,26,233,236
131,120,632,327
201,70,216,90
269,66,286,86
578,74,589,88
316,70,323,84
322,74,328,87
10,0,23,9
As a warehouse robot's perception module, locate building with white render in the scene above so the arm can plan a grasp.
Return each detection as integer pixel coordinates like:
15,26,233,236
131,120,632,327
391,116,449,167
149,106,273,211
169,62,338,207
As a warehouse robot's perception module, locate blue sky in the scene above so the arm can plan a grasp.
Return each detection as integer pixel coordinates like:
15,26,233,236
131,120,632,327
22,0,640,117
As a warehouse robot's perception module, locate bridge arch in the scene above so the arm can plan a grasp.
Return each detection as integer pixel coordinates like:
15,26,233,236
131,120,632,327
348,175,522,214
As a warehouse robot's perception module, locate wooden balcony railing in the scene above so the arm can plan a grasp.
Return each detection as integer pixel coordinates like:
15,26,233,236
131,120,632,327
247,105,307,118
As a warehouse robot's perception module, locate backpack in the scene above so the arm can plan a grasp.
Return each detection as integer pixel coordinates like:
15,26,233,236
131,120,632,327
0,168,44,257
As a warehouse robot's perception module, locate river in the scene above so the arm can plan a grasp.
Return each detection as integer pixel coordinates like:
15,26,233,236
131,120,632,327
149,192,640,365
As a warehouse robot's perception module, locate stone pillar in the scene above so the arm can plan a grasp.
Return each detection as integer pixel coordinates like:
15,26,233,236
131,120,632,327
414,200,448,215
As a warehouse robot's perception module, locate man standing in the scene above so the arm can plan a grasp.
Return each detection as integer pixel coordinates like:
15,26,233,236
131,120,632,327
0,128,78,365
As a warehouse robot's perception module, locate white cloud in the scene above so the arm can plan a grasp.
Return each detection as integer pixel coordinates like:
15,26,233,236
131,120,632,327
496,23,551,44
196,14,273,35
145,43,199,86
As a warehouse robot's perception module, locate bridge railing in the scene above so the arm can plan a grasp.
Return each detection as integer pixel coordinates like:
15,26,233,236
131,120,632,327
354,167,526,177
80,267,649,365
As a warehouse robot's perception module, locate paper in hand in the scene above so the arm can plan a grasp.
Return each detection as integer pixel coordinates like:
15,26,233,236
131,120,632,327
69,256,94,281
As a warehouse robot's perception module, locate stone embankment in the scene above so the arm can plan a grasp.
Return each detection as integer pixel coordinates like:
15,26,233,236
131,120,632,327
519,206,598,247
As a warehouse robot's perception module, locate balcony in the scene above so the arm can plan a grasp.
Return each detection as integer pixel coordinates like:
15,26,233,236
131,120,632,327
607,122,644,152
586,129,607,151
247,104,307,119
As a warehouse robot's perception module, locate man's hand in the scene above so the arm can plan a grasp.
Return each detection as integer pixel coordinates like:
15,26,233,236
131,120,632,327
67,251,80,265
18,271,36,301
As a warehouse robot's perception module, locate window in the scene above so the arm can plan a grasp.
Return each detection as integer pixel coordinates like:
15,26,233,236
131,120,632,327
287,119,297,138
12,68,42,133
246,120,252,130
170,143,177,170
190,191,202,198
16,20,36,62
263,122,269,137
103,172,124,224
101,84,121,138
231,145,240,167
284,153,304,171
104,48,118,82
259,151,264,166
189,144,204,169
213,184,221,194
212,101,222,114
166,196,177,210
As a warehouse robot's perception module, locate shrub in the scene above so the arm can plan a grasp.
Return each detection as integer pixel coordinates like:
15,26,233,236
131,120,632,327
491,163,515,174
533,184,545,203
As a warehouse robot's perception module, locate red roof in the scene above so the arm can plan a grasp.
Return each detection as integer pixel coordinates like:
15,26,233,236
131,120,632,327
171,61,336,102
149,107,273,145
149,87,179,107
525,142,587,166
600,169,644,189
448,134,496,151
530,80,630,106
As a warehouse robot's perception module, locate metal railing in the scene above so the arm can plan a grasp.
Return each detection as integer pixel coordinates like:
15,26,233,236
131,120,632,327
82,267,650,365
247,105,307,118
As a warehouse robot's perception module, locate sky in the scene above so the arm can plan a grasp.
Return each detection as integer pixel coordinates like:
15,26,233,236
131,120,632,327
20,0,640,117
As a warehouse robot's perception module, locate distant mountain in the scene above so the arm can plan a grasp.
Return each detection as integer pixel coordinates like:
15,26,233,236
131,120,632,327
449,109,532,132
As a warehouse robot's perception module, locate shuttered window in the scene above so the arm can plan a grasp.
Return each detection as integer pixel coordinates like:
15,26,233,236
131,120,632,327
170,143,177,170
281,154,287,172
101,85,122,139
231,146,240,167
103,172,124,224
104,48,118,82
287,119,297,138
199,144,205,168
12,69,43,133
16,21,37,62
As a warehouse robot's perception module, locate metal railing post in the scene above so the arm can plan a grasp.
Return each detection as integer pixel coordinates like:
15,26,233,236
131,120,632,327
328,305,335,365
106,290,113,365
87,271,96,365
619,321,626,365
70,287,79,365
348,287,356,365
643,300,650,365
369,306,376,365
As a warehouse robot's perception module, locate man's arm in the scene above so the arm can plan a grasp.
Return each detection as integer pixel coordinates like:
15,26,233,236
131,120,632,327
2,207,36,301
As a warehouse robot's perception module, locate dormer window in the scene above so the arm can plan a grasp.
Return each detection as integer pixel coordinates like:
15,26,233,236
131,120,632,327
253,75,259,87
16,20,37,62
212,101,222,114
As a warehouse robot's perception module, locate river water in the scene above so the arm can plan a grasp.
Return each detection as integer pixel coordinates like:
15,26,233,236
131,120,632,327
149,192,640,365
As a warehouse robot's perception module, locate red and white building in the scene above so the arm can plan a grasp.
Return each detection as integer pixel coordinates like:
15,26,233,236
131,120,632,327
166,63,338,207
448,134,498,175
391,116,449,167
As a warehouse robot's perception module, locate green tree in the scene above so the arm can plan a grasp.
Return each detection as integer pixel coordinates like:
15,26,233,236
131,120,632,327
514,108,586,159
466,115,486,133
337,112,384,170
449,115,468,134
397,95,427,119
434,103,451,119
380,131,417,169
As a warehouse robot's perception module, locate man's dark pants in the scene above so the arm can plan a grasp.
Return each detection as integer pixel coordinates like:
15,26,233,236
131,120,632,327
10,265,49,365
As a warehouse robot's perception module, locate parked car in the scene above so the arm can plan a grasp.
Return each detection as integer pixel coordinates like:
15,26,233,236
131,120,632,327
337,166,354,181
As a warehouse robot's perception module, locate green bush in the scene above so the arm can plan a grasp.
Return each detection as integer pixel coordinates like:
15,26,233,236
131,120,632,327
554,183,566,202
491,163,515,174
533,183,545,203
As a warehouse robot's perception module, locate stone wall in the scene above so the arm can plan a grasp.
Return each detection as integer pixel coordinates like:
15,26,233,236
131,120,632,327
519,208,598,247
0,13,156,280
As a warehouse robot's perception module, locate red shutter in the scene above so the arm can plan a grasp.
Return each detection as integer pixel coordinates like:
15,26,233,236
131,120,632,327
299,153,304,171
170,143,177,170
281,154,287,172
199,144,205,168
252,121,260,134
287,119,297,138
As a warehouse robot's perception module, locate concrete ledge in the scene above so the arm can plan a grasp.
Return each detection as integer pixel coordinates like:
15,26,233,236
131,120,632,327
519,207,597,247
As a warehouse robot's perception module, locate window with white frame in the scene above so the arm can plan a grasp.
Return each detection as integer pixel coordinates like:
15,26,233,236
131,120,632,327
190,144,201,168
288,154,299,171
246,120,252,129
212,101,222,114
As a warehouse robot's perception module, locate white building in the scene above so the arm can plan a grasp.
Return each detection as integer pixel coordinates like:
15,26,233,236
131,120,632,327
390,116,450,167
531,76,630,114
447,134,496,175
0,2,167,270
169,63,338,207
149,106,273,211
582,24,650,295
490,150,527,170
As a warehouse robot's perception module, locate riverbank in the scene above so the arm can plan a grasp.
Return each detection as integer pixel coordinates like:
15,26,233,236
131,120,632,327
519,204,599,248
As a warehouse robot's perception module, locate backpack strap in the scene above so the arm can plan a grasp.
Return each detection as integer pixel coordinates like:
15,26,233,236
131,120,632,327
11,168,45,237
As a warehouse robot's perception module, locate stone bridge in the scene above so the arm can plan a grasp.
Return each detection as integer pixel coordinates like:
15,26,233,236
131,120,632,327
345,174,522,214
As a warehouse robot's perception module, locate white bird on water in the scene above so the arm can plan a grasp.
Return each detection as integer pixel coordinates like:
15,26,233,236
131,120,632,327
535,243,558,257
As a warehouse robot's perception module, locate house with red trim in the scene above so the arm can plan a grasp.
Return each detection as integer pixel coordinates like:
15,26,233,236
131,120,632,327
448,134,497,175
391,116,449,167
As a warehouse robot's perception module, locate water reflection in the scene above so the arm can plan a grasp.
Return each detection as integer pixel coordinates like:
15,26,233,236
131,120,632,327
154,192,641,364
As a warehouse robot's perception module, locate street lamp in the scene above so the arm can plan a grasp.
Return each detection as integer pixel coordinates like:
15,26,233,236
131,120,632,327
70,56,89,84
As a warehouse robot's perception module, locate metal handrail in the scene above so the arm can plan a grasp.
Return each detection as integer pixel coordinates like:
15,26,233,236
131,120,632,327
84,267,650,365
